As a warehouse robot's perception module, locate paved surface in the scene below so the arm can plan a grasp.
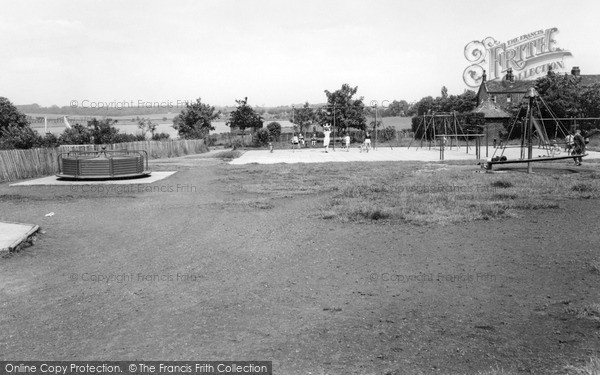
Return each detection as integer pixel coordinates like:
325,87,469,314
229,146,600,165
9,171,177,186
0,221,39,254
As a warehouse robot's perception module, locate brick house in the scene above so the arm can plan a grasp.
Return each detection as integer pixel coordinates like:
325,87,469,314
477,66,600,110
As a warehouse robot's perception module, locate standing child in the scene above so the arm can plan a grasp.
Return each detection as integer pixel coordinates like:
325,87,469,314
573,129,586,166
323,126,331,152
362,132,371,152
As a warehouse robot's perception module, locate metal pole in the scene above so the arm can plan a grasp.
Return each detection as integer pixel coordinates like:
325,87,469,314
332,103,335,151
527,95,534,174
374,106,378,150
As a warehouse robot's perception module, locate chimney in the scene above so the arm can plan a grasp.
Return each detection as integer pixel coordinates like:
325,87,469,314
482,69,487,83
505,67,514,82
571,66,581,76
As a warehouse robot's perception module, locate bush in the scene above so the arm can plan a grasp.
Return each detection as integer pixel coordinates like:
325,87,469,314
254,128,271,146
39,133,60,148
231,138,243,150
59,123,92,145
266,122,282,141
0,125,42,149
111,133,146,143
152,132,170,141
379,126,397,142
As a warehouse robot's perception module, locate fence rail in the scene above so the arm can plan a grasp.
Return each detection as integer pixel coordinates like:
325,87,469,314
0,139,207,183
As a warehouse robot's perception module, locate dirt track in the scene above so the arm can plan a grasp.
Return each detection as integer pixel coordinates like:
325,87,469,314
1,155,599,374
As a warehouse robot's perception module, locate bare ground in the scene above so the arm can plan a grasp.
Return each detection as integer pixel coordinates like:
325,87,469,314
1,155,599,374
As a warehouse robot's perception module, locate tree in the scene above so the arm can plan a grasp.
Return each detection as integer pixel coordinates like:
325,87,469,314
227,97,263,132
410,90,477,116
580,83,600,118
413,96,436,116
317,84,366,135
441,86,449,99
266,122,282,141
534,74,583,119
59,123,93,144
172,98,220,139
254,128,271,146
0,125,42,149
137,117,158,138
386,100,409,117
290,102,315,134
87,118,120,144
0,97,29,131
0,97,47,149
379,126,397,142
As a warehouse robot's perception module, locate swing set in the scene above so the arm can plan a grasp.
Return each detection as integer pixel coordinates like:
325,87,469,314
485,87,587,173
408,112,483,159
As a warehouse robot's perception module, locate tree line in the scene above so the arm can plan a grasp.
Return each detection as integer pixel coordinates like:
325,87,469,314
3,74,600,149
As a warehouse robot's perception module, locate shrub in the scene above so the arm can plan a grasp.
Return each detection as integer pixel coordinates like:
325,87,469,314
266,122,282,141
59,123,92,145
254,128,271,146
0,125,42,149
152,132,170,141
231,138,243,150
39,133,60,148
379,126,397,142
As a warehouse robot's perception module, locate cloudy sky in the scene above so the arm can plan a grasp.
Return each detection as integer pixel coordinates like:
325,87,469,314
1,0,599,108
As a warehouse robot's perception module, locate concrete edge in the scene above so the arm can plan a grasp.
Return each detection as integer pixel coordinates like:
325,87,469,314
0,224,40,255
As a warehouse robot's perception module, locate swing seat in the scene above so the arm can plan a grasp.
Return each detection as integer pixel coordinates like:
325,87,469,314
486,154,588,170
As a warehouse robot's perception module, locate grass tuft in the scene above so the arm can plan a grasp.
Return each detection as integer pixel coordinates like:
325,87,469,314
564,356,600,375
572,183,595,193
564,302,600,320
214,150,242,160
476,365,518,375
491,180,513,188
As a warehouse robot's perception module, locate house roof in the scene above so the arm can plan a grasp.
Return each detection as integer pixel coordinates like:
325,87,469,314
482,80,533,94
481,74,600,95
572,74,600,86
472,99,511,119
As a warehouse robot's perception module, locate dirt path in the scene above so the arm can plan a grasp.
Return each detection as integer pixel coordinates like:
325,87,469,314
1,157,599,374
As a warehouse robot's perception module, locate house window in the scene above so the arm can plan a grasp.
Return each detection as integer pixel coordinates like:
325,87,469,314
490,95,497,103
506,94,512,103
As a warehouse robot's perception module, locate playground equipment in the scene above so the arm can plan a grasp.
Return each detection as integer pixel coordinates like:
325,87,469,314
486,87,586,173
409,112,480,160
57,148,151,180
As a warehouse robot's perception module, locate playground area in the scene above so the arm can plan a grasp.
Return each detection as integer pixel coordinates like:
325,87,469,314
2,153,600,374
0,154,600,375
229,145,600,165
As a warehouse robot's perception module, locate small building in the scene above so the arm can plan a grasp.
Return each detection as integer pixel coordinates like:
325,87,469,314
472,97,512,146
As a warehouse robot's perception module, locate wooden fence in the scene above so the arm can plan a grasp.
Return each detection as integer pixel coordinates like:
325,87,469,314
0,139,208,183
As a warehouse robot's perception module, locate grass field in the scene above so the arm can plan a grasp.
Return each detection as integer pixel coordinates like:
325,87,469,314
221,159,600,225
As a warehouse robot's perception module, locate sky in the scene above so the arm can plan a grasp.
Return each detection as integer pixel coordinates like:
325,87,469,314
1,0,599,109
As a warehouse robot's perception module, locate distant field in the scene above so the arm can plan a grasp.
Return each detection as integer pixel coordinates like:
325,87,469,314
380,116,413,129
27,112,411,138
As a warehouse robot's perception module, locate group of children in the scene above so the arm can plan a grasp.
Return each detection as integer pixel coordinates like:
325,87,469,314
291,126,372,153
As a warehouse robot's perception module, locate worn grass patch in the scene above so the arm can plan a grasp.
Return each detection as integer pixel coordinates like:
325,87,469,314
564,302,600,321
220,161,600,224
564,356,600,375
214,150,242,160
476,365,518,375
